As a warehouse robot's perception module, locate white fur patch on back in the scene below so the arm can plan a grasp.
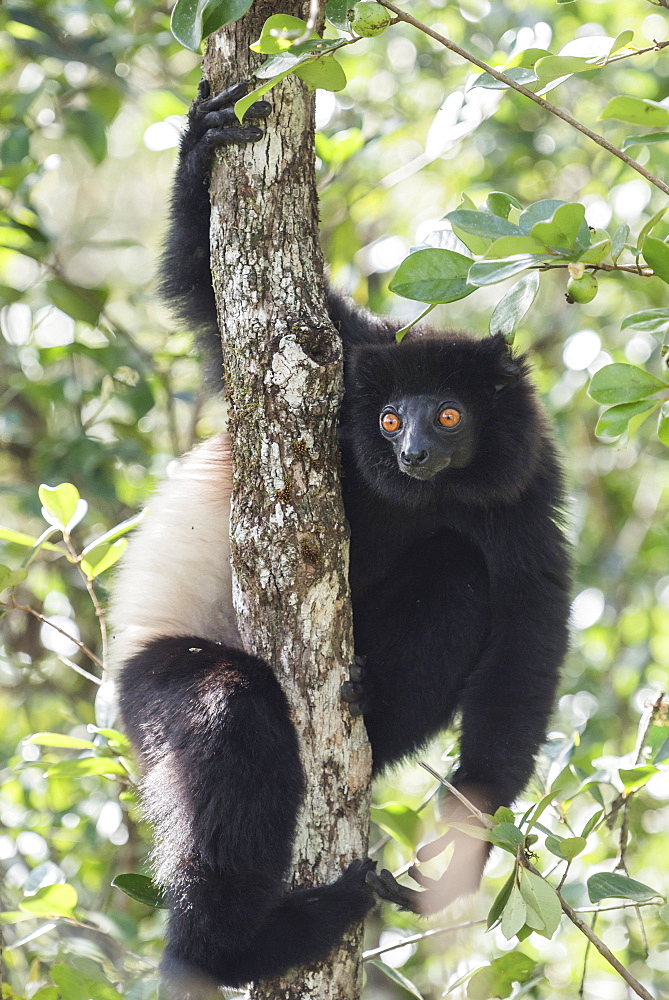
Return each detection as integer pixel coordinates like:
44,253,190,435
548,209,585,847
108,433,240,674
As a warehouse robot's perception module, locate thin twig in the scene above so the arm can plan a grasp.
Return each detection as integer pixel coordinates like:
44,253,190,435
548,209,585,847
363,918,486,960
375,0,669,197
63,534,108,668
602,39,669,66
519,856,656,1000
6,599,104,670
58,655,102,686
418,761,494,827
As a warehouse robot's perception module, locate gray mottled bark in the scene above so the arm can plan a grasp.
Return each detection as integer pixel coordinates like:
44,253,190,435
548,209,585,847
204,5,372,999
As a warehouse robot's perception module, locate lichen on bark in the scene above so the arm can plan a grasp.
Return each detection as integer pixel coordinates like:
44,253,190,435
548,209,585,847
203,4,372,998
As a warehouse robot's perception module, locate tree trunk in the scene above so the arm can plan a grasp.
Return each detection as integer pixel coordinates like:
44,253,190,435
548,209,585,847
203,6,372,999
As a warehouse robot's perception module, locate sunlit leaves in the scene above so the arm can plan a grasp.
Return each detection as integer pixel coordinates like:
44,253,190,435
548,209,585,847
371,802,421,850
251,13,315,52
600,96,669,128
39,483,85,532
19,883,78,918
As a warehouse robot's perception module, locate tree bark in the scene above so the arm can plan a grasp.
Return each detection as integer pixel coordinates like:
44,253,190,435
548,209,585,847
204,6,372,999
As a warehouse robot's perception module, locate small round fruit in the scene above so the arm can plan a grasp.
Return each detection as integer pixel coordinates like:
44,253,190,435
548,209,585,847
566,271,598,304
348,2,392,36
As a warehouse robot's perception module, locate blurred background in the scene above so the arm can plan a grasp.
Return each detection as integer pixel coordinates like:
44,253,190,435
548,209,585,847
1,1,668,997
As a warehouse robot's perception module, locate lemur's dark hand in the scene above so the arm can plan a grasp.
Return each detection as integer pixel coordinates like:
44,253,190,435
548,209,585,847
180,80,272,178
341,655,368,718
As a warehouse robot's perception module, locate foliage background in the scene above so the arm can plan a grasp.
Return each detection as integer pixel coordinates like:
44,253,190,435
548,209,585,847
0,0,668,997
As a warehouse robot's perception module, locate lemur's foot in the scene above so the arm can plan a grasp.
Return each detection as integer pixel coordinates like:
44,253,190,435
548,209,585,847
341,655,368,718
181,80,272,173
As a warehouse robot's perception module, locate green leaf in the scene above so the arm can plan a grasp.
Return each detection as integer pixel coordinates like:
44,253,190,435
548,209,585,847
622,132,669,151
234,69,297,122
484,236,550,258
534,55,592,85
52,962,122,1000
610,224,629,263
581,810,604,837
638,205,669,248
642,236,669,283
46,278,107,326
518,870,561,938
501,884,527,939
26,732,96,749
600,96,669,127
621,308,669,337
595,400,658,438
112,873,167,908
469,255,547,287
486,192,523,219
490,822,525,853
0,564,28,591
80,510,146,556
20,883,78,918
369,960,425,999
389,248,474,304
529,202,586,251
545,835,587,861
618,765,658,792
81,538,127,580
493,807,515,825
587,872,659,903
295,54,347,92
470,67,538,90
38,483,81,531
451,193,492,254
251,14,311,53
658,402,669,447
487,871,515,928
609,29,634,55
171,0,252,51
45,757,127,778
0,526,62,553
489,271,540,341
255,37,345,78
589,363,668,404
519,200,566,234
446,210,522,239
467,952,535,1000
371,803,420,850
325,0,350,31
446,821,495,842
579,238,611,265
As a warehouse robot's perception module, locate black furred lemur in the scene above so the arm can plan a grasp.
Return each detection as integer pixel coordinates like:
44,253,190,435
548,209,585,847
110,80,571,993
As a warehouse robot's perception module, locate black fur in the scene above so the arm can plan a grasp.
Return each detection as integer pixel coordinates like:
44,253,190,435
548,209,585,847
117,81,571,991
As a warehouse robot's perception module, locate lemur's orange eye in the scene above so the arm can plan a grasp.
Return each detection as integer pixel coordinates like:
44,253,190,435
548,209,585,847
438,408,461,428
381,412,402,433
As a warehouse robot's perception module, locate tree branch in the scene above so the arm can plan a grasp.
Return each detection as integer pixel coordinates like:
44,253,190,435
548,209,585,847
376,0,669,197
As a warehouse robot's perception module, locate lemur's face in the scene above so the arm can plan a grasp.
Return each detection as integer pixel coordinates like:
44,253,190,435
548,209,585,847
378,394,476,480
